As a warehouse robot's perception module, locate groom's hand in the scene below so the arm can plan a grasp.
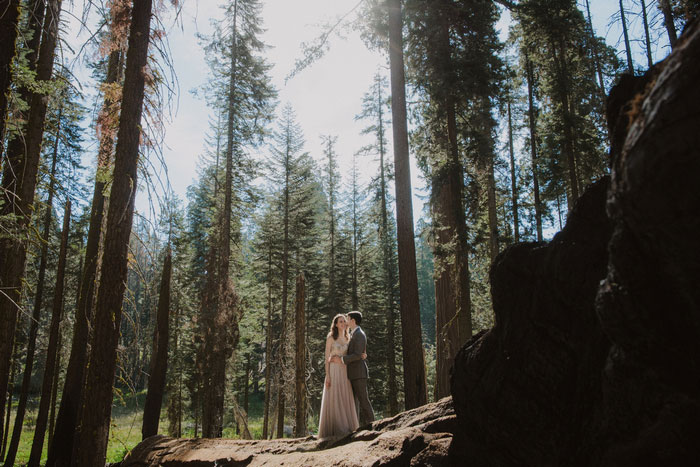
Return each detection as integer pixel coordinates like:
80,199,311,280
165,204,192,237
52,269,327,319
361,353,367,360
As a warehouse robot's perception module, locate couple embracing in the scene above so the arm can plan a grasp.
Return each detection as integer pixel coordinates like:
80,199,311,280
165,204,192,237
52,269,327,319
317,311,375,438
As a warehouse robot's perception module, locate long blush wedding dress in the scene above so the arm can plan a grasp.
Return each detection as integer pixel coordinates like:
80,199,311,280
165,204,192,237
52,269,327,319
317,337,359,438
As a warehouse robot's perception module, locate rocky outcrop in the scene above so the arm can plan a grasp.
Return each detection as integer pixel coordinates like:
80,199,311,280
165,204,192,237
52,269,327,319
117,397,456,466
450,18,700,467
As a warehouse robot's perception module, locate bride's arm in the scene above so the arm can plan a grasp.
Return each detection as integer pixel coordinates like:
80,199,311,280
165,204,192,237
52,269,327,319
324,336,332,387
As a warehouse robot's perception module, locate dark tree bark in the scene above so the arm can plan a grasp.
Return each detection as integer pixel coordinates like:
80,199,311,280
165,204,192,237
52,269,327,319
620,0,635,74
46,48,121,467
551,40,579,210
0,0,58,457
641,0,654,68
294,272,306,437
525,56,543,242
658,0,678,47
507,100,519,243
202,0,241,438
0,0,21,159
142,249,172,440
4,104,60,467
387,0,427,411
28,200,70,467
1,319,21,459
71,0,153,463
432,5,472,401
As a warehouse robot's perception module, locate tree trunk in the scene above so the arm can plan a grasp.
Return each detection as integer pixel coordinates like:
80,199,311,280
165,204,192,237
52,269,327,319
243,355,250,415
142,249,172,440
525,56,543,242
1,321,21,459
294,272,306,437
432,6,472,401
507,100,519,243
583,0,607,99
71,0,152,463
262,250,272,439
3,105,60,467
0,0,59,458
658,0,678,47
377,78,398,415
202,0,240,438
47,48,121,467
0,0,21,159
28,200,70,467
387,0,427,411
641,0,654,68
620,0,635,74
551,41,579,211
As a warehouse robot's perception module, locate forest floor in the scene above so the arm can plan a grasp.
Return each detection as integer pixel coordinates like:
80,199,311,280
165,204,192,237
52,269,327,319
6,389,317,465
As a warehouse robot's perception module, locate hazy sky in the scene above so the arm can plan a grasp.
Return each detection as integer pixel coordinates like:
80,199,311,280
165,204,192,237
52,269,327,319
65,0,668,228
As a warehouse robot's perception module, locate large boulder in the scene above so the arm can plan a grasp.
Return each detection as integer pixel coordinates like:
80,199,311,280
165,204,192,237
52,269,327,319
450,18,700,467
117,397,456,466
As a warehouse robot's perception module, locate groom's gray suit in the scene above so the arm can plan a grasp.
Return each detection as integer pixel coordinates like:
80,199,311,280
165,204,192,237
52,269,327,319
342,326,374,425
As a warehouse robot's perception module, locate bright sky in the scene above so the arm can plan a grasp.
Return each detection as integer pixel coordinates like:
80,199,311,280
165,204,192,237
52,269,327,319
65,0,670,229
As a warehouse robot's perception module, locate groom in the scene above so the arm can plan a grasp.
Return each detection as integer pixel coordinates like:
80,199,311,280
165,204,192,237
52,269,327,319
331,310,374,426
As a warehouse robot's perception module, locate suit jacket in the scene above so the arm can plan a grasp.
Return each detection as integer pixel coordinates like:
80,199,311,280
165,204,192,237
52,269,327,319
343,326,369,380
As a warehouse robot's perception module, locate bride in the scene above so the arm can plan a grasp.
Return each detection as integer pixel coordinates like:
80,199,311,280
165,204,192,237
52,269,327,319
317,314,362,438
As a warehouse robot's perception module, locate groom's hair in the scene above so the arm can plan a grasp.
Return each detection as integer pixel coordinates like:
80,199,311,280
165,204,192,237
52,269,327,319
348,310,362,325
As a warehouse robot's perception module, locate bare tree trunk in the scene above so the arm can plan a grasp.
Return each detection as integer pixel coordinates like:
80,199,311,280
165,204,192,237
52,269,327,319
583,0,607,99
525,57,543,242
0,0,53,445
0,0,20,159
294,272,306,437
620,0,635,74
28,200,70,467
388,0,427,411
641,0,654,68
4,108,61,465
243,355,250,415
658,0,678,47
47,48,120,467
142,249,172,440
72,0,152,463
508,100,519,243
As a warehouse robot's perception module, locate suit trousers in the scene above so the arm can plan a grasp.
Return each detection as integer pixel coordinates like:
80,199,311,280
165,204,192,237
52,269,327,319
350,377,374,426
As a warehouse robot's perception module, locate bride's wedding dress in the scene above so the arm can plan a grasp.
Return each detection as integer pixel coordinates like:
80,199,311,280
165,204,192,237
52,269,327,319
318,338,359,438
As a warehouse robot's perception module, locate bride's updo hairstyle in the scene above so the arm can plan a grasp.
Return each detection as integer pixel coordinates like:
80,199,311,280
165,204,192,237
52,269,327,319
328,313,349,340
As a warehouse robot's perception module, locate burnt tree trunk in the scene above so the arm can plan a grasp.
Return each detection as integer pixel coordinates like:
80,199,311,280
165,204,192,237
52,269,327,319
388,0,427,410
142,249,172,440
28,200,70,467
47,48,121,467
72,0,153,463
294,272,306,437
